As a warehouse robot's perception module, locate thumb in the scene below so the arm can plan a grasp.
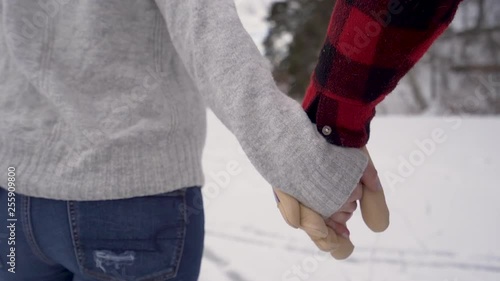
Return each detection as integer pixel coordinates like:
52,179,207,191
273,188,301,228
330,235,355,260
359,147,390,233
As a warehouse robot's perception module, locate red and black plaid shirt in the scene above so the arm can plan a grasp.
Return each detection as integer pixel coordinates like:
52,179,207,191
303,0,463,148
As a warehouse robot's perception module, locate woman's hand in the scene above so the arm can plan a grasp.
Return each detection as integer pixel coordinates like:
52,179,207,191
273,146,389,259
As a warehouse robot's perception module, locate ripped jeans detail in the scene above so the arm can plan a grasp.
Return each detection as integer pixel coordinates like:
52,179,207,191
94,250,135,275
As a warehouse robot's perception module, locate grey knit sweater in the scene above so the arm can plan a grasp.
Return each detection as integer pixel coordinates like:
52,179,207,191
0,0,368,217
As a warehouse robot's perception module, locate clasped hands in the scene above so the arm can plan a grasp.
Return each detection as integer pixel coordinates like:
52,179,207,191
273,147,389,260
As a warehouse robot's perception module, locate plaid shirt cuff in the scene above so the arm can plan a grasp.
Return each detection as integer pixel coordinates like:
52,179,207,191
303,0,462,148
303,81,377,148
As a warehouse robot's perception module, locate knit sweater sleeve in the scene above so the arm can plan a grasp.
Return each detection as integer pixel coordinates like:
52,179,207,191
154,0,368,217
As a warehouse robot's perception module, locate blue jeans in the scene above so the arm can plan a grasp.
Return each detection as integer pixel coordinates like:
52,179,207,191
0,186,205,281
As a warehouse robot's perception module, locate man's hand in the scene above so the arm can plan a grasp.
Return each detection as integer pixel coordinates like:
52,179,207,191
326,183,362,239
328,147,389,234
274,146,389,259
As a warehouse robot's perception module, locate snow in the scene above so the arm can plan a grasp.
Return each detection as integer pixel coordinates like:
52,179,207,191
199,111,500,281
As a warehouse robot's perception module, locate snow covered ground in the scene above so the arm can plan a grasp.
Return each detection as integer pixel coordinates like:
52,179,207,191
199,111,500,281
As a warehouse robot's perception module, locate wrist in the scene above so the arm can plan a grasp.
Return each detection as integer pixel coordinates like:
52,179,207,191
304,90,376,148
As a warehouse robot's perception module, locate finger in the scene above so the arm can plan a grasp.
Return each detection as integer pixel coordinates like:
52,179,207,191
330,235,355,260
358,148,390,232
273,188,301,228
309,227,339,252
360,147,382,192
338,201,357,213
329,212,353,225
360,185,390,233
326,219,350,239
299,205,329,238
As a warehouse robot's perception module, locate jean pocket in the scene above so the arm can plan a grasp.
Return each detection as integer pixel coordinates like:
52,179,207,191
68,190,187,281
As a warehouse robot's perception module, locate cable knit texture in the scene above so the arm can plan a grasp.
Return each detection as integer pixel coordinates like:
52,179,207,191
0,0,367,217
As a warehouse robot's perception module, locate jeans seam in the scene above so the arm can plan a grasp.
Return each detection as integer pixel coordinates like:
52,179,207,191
21,195,57,266
172,189,188,279
68,201,117,281
68,201,84,274
68,202,113,281
138,189,188,281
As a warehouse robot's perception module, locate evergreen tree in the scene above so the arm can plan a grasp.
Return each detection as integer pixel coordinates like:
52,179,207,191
263,0,335,100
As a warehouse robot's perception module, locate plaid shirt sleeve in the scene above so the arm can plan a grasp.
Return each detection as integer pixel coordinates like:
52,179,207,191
302,0,463,148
